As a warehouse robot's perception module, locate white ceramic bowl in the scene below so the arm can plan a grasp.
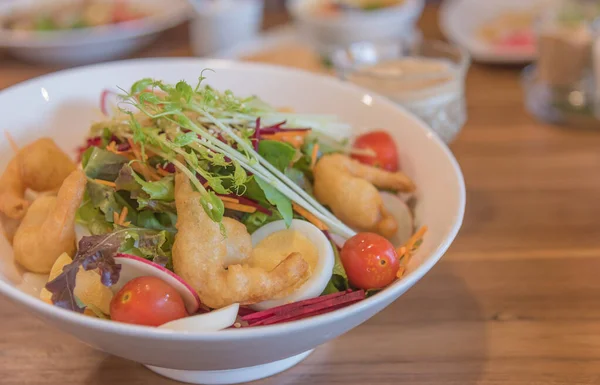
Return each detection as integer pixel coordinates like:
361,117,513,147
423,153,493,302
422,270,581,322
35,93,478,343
0,0,189,65
287,0,424,56
0,58,465,384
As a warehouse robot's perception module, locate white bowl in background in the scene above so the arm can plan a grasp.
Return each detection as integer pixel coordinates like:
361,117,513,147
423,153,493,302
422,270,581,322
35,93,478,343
0,0,190,65
439,0,558,64
0,58,465,384
287,0,424,56
189,0,264,57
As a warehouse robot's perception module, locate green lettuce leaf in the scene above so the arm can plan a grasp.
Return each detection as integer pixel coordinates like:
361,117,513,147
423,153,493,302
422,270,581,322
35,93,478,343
120,228,173,262
285,167,313,195
83,147,128,181
321,240,349,294
242,211,283,234
76,193,113,235
137,210,177,231
255,176,293,227
87,182,136,224
115,164,174,201
258,140,296,172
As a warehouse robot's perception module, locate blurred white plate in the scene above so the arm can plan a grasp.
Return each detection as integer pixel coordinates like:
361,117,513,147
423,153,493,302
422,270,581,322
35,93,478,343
439,0,555,64
0,0,190,65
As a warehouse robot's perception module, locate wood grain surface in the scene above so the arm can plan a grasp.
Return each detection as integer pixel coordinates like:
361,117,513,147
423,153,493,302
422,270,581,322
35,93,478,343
2,5,600,385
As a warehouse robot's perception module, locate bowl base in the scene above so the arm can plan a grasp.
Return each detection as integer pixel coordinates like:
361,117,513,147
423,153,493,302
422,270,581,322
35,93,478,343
145,349,314,384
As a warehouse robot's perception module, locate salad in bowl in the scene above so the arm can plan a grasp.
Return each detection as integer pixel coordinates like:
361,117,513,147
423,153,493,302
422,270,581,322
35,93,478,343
0,59,464,383
2,72,425,328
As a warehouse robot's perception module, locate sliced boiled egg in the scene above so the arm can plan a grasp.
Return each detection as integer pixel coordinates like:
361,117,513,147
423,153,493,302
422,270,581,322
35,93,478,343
159,304,239,332
249,219,334,311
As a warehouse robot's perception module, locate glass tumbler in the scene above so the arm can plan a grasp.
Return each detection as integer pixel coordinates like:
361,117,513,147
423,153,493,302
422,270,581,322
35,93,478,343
331,39,470,143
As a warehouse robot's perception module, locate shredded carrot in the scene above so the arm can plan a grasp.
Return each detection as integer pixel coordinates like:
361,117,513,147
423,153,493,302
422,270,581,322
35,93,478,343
131,162,162,182
292,202,328,231
119,207,129,224
127,138,143,161
113,207,131,227
156,167,171,177
224,202,257,213
262,131,310,148
219,196,240,204
4,131,19,153
310,143,320,169
406,226,428,251
396,265,406,278
395,226,428,278
93,179,116,188
203,181,210,188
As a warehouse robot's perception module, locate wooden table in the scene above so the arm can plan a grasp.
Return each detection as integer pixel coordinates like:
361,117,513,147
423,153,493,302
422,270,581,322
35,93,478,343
2,5,600,385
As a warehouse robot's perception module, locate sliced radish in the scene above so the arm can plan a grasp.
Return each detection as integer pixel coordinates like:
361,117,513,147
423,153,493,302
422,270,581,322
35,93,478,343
100,89,136,117
159,304,239,332
380,191,414,246
113,254,201,314
328,233,347,249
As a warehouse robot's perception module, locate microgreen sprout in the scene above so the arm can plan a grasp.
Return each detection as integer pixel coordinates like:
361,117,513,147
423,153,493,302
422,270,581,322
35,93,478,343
114,72,356,238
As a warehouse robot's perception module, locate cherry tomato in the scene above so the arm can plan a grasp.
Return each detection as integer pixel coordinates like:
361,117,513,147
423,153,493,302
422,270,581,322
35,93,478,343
110,276,187,326
340,233,399,290
351,131,399,172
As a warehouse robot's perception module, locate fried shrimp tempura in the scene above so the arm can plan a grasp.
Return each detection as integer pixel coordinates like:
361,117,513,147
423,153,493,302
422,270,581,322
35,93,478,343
0,138,76,220
13,170,86,274
172,174,310,309
314,153,416,238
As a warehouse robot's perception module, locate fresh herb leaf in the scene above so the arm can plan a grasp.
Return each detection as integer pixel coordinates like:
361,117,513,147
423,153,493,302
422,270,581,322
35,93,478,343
258,140,296,172
137,211,176,231
242,210,282,234
173,132,198,147
116,164,174,201
76,194,113,235
130,78,154,94
88,182,136,223
45,231,125,312
120,228,172,261
255,176,293,227
83,147,128,181
285,167,313,195
322,240,349,294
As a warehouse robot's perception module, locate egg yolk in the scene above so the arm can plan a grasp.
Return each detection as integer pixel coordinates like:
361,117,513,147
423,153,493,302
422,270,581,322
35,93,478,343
249,230,318,275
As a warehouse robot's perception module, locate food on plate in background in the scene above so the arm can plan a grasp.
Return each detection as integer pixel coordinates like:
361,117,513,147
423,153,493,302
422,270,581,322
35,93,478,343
2,0,148,33
476,9,538,52
314,0,406,16
1,71,427,328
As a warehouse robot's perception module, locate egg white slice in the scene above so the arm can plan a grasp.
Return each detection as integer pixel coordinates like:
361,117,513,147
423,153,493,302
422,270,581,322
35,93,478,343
250,219,335,311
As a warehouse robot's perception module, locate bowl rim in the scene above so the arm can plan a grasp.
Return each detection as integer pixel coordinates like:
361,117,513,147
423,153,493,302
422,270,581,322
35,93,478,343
0,0,190,48
0,57,465,340
287,0,425,25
